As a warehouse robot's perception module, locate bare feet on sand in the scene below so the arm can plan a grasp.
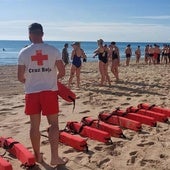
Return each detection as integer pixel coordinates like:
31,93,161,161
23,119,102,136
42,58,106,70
50,157,69,167
35,153,43,163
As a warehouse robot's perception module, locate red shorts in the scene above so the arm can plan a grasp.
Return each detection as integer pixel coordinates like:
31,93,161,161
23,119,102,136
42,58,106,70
25,91,59,115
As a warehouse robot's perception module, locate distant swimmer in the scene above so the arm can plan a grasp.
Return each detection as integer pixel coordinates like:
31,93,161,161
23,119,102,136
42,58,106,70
2,48,6,51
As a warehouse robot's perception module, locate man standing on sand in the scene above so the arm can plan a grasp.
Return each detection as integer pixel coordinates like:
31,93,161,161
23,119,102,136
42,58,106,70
17,23,68,167
125,44,132,66
135,46,141,64
62,43,69,66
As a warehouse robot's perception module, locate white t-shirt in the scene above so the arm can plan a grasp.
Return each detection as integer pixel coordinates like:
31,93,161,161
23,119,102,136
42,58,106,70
18,43,62,94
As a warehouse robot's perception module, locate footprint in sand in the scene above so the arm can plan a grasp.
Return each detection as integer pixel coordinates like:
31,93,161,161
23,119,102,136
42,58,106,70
126,97,131,100
94,146,103,151
140,159,160,167
129,151,138,156
63,148,75,154
127,150,138,165
141,99,147,102
101,106,109,109
82,101,90,105
159,154,168,159
134,94,142,97
121,103,130,106
12,105,24,108
0,108,13,111
127,155,137,165
98,158,110,168
137,141,154,147
79,110,90,114
160,97,167,100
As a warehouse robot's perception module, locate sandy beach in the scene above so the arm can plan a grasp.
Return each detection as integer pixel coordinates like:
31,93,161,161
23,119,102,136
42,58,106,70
0,60,170,170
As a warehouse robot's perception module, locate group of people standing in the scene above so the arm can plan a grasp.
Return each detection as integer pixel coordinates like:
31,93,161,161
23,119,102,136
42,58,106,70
62,41,87,88
145,44,170,65
62,40,170,89
93,39,120,86
124,43,170,66
62,39,120,87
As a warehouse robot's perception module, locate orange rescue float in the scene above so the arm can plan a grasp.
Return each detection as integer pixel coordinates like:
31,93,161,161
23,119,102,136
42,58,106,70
66,121,112,144
0,156,12,170
112,108,156,127
81,116,123,138
0,137,35,168
138,103,170,117
98,111,141,131
127,106,168,122
59,131,88,151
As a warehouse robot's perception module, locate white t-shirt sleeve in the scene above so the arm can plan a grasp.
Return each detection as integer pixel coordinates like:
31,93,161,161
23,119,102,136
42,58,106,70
18,49,26,65
54,47,62,60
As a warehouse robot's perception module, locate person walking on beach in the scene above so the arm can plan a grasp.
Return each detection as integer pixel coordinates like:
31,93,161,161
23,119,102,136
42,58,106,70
68,42,86,88
125,44,132,66
109,41,120,81
148,45,154,65
153,44,161,64
135,46,141,64
17,23,67,167
62,43,69,66
93,39,111,86
161,44,169,64
144,45,149,64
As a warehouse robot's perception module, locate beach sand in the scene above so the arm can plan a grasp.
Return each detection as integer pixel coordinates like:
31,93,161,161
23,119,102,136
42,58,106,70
0,60,170,170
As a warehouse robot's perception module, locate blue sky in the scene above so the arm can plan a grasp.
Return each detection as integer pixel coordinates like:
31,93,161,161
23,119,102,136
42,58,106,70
0,0,170,42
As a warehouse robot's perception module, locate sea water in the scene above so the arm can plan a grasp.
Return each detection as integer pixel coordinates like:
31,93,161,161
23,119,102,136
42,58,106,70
0,40,166,65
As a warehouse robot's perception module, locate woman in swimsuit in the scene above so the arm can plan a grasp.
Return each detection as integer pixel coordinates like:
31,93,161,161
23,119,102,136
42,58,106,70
93,39,111,86
109,41,120,81
135,46,141,64
68,42,86,88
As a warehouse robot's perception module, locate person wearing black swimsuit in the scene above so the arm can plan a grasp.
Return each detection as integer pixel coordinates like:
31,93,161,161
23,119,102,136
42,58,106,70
93,39,111,86
109,41,120,81
68,42,86,88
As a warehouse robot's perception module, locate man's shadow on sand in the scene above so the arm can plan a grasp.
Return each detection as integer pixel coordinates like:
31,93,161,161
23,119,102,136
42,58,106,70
29,160,69,170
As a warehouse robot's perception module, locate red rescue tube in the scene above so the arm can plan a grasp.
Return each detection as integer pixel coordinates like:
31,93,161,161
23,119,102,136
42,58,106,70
0,137,35,167
127,106,168,122
98,111,141,131
81,116,123,138
113,109,156,127
0,157,12,170
138,103,170,117
59,131,88,151
66,122,112,144
57,82,76,102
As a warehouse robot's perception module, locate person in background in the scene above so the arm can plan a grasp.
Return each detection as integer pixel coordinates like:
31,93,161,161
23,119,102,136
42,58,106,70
93,39,111,86
168,45,170,64
109,41,120,81
62,43,69,66
161,44,169,64
68,42,86,88
148,45,154,65
17,23,67,167
144,45,149,64
125,44,132,66
153,44,161,64
135,45,141,64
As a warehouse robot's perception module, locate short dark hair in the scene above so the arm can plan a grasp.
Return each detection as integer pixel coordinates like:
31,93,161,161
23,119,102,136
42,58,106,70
64,43,68,47
28,23,43,33
111,41,116,45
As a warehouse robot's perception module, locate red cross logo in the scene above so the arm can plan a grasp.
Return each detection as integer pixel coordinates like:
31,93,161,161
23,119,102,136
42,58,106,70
31,50,48,65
